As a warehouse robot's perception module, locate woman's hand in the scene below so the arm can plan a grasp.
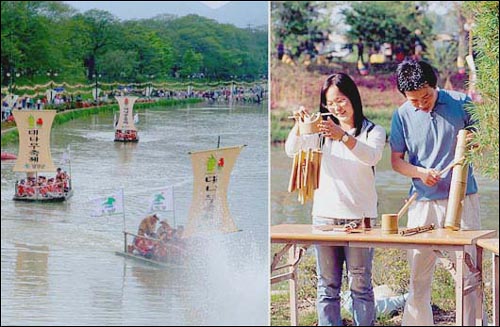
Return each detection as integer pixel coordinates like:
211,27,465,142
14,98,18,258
319,119,344,140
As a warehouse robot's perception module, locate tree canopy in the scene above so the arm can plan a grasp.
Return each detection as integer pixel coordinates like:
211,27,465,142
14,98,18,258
342,1,433,54
1,1,267,86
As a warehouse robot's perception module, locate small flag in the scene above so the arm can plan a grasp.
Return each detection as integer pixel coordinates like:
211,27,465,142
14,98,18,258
90,189,124,217
148,186,174,213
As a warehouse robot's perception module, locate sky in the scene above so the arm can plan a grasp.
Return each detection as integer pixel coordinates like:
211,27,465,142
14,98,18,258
64,1,232,20
200,1,230,9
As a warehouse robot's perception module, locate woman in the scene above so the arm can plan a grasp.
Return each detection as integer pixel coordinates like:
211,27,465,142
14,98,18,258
285,73,386,326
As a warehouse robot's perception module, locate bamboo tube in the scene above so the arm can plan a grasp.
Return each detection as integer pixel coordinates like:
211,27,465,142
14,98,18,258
397,192,418,217
445,130,469,230
288,152,298,193
315,151,322,189
381,214,399,234
296,150,303,193
303,149,311,189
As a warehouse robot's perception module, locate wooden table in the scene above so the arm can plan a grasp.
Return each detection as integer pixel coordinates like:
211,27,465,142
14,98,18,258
477,238,499,326
271,224,497,326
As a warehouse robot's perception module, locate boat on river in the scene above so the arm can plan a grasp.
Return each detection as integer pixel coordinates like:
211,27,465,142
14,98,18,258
115,143,246,266
12,110,73,202
1,152,17,160
114,96,139,142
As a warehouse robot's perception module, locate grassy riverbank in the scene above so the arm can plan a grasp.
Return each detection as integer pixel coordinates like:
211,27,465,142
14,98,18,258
0,98,202,147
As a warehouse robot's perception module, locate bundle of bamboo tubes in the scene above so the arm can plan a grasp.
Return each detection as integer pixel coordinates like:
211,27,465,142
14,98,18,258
288,148,322,204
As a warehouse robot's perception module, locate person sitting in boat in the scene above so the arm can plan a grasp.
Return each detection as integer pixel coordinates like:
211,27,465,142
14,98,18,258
153,220,172,261
56,168,70,192
55,177,64,194
17,179,27,197
115,129,124,140
38,176,49,197
156,220,173,242
25,179,35,197
133,214,160,258
46,178,56,195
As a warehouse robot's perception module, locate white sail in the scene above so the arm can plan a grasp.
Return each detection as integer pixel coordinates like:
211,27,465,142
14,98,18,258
13,110,57,173
115,96,138,131
184,145,245,237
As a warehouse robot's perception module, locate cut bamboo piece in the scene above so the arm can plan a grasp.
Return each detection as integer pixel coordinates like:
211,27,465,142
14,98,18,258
397,192,418,217
445,130,469,230
303,149,311,189
288,152,299,193
315,151,322,189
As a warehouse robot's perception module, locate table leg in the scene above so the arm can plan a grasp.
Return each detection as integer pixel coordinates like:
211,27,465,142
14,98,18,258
494,252,499,326
289,244,298,326
456,250,464,326
475,246,483,326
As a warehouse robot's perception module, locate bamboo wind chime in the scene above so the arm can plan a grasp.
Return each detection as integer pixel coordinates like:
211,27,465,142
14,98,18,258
288,112,323,205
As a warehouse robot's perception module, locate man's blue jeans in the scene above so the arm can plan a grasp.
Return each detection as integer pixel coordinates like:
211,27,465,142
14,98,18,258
314,217,375,326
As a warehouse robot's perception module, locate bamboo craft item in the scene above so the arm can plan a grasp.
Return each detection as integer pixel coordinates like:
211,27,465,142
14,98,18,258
445,129,469,230
298,112,321,135
381,192,418,234
287,112,324,204
400,223,435,236
288,149,322,204
380,155,465,234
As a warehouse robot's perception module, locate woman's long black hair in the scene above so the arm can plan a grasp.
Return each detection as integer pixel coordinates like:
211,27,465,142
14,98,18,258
319,73,366,137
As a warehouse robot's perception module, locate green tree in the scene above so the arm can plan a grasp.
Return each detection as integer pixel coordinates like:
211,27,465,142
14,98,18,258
73,9,119,79
463,1,499,179
271,1,331,58
1,1,77,83
342,1,433,55
181,49,203,78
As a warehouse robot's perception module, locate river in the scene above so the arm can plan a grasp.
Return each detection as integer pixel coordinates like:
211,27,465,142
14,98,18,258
1,101,269,325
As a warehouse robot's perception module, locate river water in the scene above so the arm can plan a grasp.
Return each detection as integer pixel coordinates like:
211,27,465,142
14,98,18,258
1,101,269,325
272,146,499,232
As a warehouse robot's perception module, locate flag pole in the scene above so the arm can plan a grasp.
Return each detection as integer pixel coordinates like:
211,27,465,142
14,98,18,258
172,186,176,228
122,187,126,231
68,145,72,190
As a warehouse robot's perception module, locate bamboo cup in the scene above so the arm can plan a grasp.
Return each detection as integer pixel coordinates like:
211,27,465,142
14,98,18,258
381,192,418,234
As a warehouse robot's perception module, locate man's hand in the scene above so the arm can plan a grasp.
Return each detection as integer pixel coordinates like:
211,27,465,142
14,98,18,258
417,167,441,187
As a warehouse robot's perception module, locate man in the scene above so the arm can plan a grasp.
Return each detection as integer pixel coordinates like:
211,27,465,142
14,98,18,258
134,214,160,258
156,220,173,242
390,59,480,326
137,214,159,237
356,38,364,64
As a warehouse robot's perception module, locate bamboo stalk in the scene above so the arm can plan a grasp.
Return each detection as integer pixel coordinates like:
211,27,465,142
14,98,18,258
445,130,469,230
397,192,418,217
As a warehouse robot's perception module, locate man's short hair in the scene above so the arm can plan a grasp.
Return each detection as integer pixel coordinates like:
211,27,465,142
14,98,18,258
396,60,438,95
